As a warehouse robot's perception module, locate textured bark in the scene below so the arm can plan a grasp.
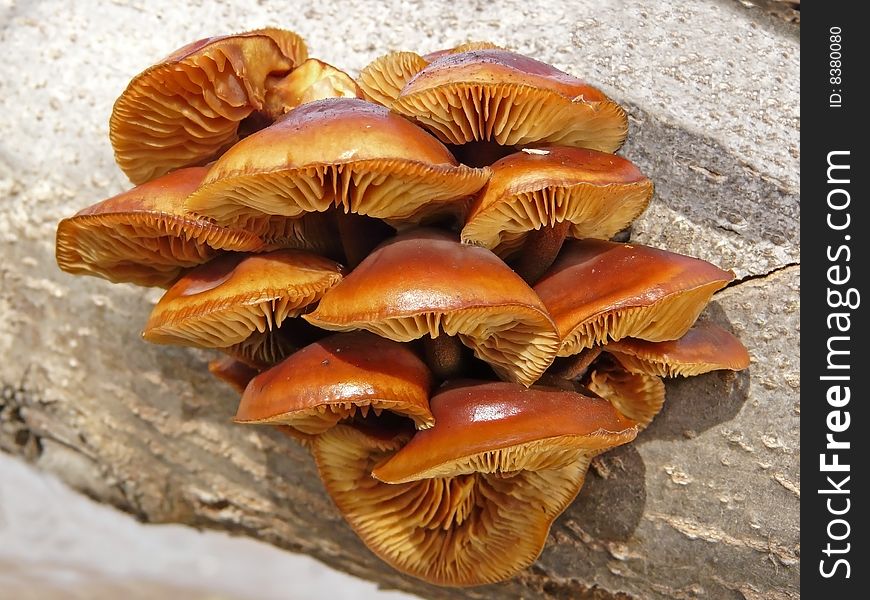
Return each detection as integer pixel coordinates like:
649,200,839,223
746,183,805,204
0,1,798,599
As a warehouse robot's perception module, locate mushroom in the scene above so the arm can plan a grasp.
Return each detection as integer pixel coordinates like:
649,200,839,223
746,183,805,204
208,356,259,394
143,250,343,349
110,29,308,184
55,167,262,287
389,49,627,155
235,331,434,435
311,381,638,586
185,98,489,232
534,239,735,357
605,321,751,377
357,42,501,107
263,58,362,109
461,146,653,282
585,356,666,429
304,230,559,386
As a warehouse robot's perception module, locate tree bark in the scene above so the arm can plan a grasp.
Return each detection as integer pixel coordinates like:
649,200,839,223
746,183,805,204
0,2,798,599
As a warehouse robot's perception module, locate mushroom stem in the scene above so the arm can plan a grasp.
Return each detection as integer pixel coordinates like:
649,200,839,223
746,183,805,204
422,335,465,380
512,219,571,284
334,211,394,269
552,347,603,380
448,142,515,168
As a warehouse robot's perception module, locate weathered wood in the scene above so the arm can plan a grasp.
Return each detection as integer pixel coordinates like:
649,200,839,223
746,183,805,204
0,1,798,598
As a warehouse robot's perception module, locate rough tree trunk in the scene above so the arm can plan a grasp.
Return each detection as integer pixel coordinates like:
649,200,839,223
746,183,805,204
0,2,798,598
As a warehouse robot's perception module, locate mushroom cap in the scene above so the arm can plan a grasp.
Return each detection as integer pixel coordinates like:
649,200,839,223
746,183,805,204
391,49,627,151
421,41,503,62
357,51,430,106
312,381,636,586
235,331,434,434
110,28,308,184
358,43,502,107
534,240,735,356
55,167,262,287
143,250,343,348
208,356,259,394
266,58,362,110
374,380,637,483
461,146,653,257
606,321,751,377
586,359,666,430
185,98,489,227
304,230,559,386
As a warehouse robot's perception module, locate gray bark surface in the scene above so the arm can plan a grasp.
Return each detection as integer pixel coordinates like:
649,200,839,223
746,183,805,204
0,2,799,598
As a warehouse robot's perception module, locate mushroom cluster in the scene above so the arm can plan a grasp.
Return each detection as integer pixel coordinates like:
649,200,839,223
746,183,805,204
55,29,750,587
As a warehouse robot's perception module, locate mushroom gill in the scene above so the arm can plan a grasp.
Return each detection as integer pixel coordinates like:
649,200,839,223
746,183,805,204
110,29,308,184
312,382,637,586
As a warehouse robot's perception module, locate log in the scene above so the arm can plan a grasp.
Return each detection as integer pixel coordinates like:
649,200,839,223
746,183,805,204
0,1,798,598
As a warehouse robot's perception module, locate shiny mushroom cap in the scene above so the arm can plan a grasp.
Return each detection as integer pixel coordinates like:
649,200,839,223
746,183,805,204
534,239,735,356
235,331,434,434
304,230,559,386
110,29,308,184
461,146,653,257
391,49,627,151
312,381,636,586
55,167,262,287
606,321,751,377
185,98,489,228
143,250,343,348
374,381,638,482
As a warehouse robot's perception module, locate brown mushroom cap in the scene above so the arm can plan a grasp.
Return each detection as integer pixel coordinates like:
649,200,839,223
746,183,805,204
55,167,262,287
461,146,653,257
185,98,489,228
304,230,559,386
208,356,259,394
606,321,751,377
391,49,627,151
312,381,636,586
421,41,503,62
143,250,343,348
358,43,502,107
534,240,735,357
235,331,434,434
110,29,308,184
374,381,638,482
266,58,362,109
586,359,666,430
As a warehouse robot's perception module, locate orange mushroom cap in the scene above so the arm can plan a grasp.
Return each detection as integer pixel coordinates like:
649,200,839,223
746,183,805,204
585,358,666,430
208,356,260,394
304,230,559,386
374,381,638,482
110,29,308,184
534,239,735,357
185,98,489,228
312,381,636,586
265,58,362,108
358,42,502,107
606,321,751,377
143,250,343,349
235,331,434,434
391,49,627,151
461,146,653,257
55,167,262,287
